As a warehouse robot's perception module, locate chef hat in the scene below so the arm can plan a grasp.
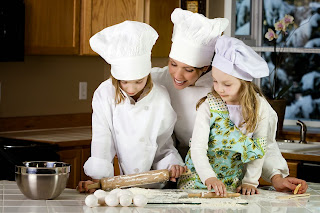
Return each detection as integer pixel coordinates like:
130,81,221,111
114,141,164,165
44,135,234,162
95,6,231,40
169,8,229,68
212,35,269,81
89,21,158,80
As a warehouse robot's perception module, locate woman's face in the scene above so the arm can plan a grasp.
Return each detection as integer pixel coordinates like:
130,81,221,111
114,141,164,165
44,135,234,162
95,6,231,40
119,76,148,100
211,66,241,105
168,58,206,90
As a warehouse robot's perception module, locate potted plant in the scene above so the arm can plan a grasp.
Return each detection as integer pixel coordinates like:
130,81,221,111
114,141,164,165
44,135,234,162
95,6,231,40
263,14,294,134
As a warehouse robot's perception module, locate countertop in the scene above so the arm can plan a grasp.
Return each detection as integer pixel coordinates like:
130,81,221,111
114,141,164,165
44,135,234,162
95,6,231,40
0,126,319,160
0,126,92,147
1,181,320,213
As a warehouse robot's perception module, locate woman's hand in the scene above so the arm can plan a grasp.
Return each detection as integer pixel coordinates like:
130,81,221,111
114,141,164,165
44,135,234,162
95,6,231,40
205,177,226,197
77,179,99,194
271,174,308,194
169,165,187,182
237,184,259,195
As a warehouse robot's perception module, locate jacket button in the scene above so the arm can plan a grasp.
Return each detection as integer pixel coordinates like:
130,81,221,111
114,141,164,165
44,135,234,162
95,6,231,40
140,138,145,142
144,106,149,110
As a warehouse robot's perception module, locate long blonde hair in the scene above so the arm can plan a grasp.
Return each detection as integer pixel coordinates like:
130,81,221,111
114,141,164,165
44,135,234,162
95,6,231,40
197,80,264,133
111,74,153,104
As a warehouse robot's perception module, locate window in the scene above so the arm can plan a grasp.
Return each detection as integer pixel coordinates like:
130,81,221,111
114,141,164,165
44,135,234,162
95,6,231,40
234,0,320,127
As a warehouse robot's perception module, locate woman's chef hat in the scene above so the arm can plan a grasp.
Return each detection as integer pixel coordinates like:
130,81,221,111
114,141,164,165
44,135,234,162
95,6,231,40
89,21,158,80
212,35,269,81
169,8,229,68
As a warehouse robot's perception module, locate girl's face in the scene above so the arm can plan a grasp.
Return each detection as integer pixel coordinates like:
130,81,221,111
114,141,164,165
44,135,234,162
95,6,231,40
168,58,206,90
211,66,242,105
119,76,148,100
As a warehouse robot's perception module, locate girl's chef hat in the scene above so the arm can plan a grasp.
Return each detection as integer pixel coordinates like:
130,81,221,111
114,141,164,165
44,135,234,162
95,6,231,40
169,8,229,68
89,21,158,80
212,35,269,81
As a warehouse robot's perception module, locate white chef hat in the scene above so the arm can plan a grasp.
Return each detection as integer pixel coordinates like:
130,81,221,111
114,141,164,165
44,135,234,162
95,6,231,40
212,35,269,81
89,21,158,80
169,8,229,68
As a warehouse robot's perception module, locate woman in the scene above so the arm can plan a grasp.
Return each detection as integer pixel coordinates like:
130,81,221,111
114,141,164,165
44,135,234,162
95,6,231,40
151,8,308,194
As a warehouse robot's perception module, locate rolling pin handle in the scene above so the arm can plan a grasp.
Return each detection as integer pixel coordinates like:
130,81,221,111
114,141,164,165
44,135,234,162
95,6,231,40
86,182,101,190
188,193,202,198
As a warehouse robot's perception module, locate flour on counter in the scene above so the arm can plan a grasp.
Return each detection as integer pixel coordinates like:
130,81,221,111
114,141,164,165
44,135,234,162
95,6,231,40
127,188,248,208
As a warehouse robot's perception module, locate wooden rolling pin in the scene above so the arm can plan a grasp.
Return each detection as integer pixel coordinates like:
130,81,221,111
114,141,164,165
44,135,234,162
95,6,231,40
188,192,241,198
87,169,191,190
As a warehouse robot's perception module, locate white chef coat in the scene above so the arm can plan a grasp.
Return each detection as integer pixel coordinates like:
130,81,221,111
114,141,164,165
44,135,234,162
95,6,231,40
84,79,184,180
151,66,289,182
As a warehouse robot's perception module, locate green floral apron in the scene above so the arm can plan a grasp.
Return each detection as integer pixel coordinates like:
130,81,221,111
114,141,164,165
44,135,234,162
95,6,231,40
178,93,266,191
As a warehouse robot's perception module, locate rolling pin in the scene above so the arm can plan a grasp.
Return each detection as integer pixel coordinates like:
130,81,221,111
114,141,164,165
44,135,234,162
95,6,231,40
87,169,191,190
188,192,241,198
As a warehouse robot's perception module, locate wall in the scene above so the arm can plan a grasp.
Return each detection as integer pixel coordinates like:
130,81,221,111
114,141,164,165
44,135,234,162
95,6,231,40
0,56,168,118
0,56,107,117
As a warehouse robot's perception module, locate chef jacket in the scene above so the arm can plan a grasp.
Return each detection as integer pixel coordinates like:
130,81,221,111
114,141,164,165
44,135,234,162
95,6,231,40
84,79,184,180
151,66,289,182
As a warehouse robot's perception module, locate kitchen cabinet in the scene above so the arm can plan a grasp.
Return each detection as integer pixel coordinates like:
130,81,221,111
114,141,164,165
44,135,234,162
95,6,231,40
58,148,82,189
259,160,299,186
80,147,91,181
81,0,179,57
80,0,144,55
24,0,81,55
58,146,91,189
24,0,179,57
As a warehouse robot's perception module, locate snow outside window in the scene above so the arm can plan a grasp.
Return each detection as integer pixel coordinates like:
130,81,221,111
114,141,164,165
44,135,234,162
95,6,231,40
234,0,320,127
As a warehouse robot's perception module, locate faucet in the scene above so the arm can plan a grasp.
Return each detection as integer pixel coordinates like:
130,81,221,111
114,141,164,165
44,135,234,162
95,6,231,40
296,120,307,144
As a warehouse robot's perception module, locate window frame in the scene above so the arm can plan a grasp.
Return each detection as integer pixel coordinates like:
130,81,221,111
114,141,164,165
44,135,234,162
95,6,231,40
232,0,320,127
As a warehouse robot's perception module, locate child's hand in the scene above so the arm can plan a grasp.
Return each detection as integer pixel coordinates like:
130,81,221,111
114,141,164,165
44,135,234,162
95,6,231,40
169,165,188,182
205,177,227,197
77,179,99,193
237,184,259,195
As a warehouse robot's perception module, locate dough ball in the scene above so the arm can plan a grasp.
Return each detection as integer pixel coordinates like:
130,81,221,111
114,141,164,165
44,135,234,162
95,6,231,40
85,194,99,207
94,189,108,205
105,193,119,207
133,194,148,207
119,194,132,207
117,189,134,198
110,188,122,197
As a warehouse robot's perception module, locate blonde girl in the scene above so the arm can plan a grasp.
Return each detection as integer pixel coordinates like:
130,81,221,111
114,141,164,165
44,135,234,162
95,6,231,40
178,35,275,196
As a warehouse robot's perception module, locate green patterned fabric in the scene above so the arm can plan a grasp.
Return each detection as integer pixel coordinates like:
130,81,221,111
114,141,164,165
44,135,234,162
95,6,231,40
178,93,266,191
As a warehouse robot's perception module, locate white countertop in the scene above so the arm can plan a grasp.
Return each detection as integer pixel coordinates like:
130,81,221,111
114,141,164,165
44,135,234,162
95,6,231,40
1,181,320,213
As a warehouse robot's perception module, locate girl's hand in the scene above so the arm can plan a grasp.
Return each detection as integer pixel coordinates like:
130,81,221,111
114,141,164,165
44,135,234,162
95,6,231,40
237,184,259,195
169,165,188,182
205,177,227,197
77,179,99,193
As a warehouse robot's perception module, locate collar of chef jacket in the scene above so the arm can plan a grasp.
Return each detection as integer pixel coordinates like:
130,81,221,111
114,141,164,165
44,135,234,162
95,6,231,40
120,84,153,105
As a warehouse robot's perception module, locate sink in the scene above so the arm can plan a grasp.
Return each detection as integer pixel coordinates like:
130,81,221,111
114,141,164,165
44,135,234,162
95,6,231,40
277,140,320,153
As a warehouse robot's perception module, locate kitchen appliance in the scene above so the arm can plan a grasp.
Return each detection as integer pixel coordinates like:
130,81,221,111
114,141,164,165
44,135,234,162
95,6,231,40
0,137,60,181
15,161,70,200
0,0,25,61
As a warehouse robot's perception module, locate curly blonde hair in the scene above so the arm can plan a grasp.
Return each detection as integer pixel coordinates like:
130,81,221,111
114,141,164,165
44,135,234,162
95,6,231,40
197,80,264,133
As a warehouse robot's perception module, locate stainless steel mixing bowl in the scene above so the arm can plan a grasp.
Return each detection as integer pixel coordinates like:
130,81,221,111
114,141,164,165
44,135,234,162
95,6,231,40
15,161,71,200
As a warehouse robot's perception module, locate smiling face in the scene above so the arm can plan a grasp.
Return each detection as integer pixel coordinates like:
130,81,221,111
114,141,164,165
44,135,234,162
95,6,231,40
211,66,242,105
119,76,148,100
168,58,207,90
